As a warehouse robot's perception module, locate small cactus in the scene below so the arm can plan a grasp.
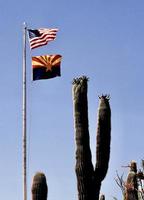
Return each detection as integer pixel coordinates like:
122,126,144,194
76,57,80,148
124,161,138,200
31,172,48,200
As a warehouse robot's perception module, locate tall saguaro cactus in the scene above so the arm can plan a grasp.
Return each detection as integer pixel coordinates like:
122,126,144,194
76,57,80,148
72,76,111,200
31,172,48,200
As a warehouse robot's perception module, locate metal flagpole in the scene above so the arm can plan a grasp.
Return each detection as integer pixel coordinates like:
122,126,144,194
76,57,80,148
22,22,27,200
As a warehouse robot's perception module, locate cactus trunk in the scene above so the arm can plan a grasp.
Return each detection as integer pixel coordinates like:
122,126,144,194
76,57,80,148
72,76,95,200
72,76,111,200
31,172,48,200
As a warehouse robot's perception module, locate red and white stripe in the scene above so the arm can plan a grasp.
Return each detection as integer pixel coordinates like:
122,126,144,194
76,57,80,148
30,28,58,49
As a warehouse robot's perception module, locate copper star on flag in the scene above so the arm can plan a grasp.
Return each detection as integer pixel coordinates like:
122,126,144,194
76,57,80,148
32,55,62,81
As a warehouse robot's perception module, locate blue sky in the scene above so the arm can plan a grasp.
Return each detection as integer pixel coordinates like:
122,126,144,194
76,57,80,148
0,0,144,199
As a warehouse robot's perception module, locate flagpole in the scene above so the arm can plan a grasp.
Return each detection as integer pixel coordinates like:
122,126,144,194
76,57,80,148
22,22,27,200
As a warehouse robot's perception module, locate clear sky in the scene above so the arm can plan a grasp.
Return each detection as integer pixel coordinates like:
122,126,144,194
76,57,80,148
0,0,144,199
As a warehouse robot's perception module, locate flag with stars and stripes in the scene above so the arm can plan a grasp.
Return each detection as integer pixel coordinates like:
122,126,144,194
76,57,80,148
28,28,58,49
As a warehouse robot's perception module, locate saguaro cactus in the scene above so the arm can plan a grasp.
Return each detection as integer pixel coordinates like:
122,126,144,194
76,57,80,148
31,172,48,200
72,76,111,200
124,161,138,200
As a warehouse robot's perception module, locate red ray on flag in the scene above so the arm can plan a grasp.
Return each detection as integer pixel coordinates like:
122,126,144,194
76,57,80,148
32,55,62,81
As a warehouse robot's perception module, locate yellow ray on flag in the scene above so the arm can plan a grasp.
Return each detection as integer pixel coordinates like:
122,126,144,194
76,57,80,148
32,55,62,81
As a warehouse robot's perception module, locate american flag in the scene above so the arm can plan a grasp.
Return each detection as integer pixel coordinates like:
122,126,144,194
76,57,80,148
28,28,58,49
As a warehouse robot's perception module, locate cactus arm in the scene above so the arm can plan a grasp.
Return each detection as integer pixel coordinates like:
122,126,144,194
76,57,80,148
95,95,111,182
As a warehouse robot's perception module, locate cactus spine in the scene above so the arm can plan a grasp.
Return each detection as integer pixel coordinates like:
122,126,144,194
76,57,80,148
72,76,111,200
31,172,48,200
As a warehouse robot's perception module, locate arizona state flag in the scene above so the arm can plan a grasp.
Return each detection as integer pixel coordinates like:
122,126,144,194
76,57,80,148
32,55,62,81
